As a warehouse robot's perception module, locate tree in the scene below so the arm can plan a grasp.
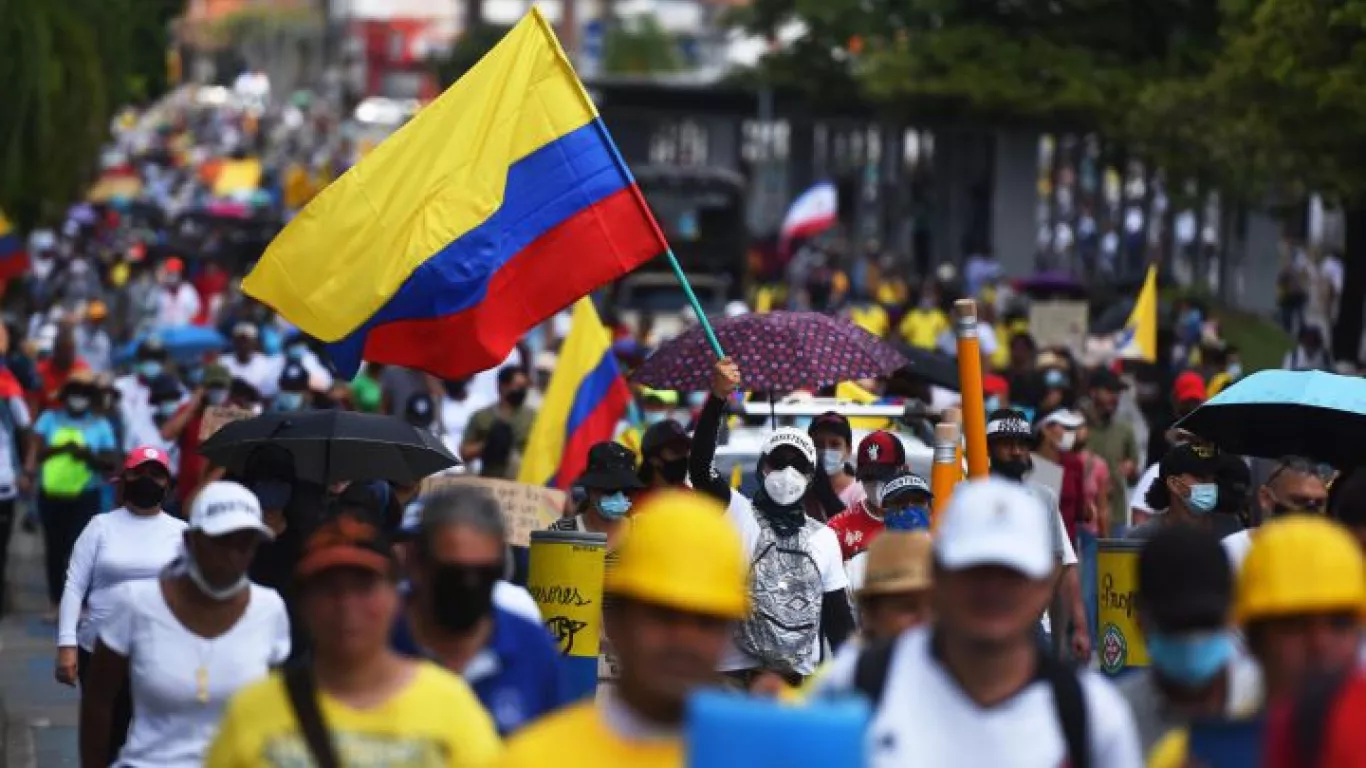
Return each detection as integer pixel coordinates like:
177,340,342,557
0,0,185,229
602,17,684,75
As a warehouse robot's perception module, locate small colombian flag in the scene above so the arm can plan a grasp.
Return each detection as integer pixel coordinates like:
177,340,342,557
0,211,29,282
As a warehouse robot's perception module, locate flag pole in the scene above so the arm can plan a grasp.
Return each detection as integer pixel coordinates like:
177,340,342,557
663,249,725,358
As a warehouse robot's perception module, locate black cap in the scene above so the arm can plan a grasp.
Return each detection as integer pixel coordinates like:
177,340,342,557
405,392,435,428
1138,524,1232,631
577,442,645,491
641,419,691,458
1088,367,1129,392
1159,442,1222,481
808,411,853,446
148,373,182,402
278,362,309,392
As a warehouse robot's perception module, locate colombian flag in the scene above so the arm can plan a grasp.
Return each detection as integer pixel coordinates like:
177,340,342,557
0,212,28,281
243,9,667,380
519,298,631,490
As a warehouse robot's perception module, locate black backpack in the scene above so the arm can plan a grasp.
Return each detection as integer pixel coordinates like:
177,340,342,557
854,640,1090,768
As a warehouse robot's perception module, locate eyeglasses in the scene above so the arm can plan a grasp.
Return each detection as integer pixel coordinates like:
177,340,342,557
1266,455,1335,484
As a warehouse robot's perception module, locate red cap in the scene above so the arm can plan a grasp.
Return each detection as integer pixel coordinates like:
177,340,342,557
855,431,907,480
123,446,171,473
983,374,1010,398
1173,371,1207,404
164,257,184,273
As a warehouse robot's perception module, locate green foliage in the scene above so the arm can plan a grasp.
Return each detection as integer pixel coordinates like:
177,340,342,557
0,0,185,229
602,17,684,75
435,24,512,86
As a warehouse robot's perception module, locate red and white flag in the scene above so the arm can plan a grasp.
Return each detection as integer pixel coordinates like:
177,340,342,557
779,182,838,252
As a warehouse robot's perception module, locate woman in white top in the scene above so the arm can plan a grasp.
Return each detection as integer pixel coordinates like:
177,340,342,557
80,481,290,768
55,446,186,760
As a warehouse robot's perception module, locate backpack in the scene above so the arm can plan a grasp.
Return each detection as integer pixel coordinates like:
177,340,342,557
41,425,93,499
854,639,1090,768
734,517,824,676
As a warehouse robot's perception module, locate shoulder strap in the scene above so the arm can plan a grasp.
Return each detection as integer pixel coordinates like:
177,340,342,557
1037,651,1089,768
1292,670,1351,768
283,665,341,768
853,640,896,710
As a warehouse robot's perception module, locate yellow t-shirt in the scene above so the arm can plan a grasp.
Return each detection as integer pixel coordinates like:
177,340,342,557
499,700,681,768
206,661,501,768
1146,727,1187,768
898,309,949,350
848,304,891,339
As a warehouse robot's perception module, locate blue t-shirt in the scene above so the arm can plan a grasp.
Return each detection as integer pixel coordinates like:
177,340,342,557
33,410,117,492
391,605,566,736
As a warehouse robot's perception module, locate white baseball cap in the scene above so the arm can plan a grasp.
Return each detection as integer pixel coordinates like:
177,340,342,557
934,477,1054,579
1038,409,1085,430
190,481,273,540
762,427,817,467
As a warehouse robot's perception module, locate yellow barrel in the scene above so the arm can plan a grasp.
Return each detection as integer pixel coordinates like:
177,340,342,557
1095,538,1148,676
954,300,989,478
528,530,607,701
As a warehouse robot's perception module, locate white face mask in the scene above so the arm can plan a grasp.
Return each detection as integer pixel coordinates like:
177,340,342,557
185,546,250,601
763,466,809,505
819,450,847,475
1057,431,1077,451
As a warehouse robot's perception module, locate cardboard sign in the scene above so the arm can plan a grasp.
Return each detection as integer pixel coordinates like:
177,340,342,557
419,475,565,547
1029,300,1089,356
198,405,257,440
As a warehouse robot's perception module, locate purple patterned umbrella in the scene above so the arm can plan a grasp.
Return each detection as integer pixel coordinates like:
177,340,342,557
632,311,907,392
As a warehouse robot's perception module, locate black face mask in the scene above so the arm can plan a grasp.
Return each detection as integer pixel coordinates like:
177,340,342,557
429,563,501,632
124,476,167,509
504,388,528,409
992,457,1031,481
658,456,689,485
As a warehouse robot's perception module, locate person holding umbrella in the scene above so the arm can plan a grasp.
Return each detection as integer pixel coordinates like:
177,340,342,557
550,442,643,549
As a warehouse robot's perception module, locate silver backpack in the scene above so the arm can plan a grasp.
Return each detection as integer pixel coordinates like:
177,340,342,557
734,518,823,675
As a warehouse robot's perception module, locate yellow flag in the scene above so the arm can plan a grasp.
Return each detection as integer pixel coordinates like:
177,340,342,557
1117,265,1157,363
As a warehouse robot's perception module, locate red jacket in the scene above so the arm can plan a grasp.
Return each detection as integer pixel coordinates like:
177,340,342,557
1265,672,1366,768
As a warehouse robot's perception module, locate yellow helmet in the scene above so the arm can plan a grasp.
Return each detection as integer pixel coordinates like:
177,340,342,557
605,490,749,620
1236,516,1366,625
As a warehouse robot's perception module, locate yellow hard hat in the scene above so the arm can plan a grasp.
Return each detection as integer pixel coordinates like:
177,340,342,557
605,490,749,620
1236,516,1366,625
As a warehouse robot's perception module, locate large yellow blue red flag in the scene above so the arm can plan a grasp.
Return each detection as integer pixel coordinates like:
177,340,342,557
243,9,667,380
0,212,28,281
1117,265,1158,363
519,298,631,489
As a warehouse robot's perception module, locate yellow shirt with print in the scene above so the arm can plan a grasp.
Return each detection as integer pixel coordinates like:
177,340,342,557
500,700,681,768
898,308,949,350
206,661,501,768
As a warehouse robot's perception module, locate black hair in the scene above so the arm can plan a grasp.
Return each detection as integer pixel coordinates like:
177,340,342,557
1145,476,1173,511
1330,468,1366,528
496,366,525,386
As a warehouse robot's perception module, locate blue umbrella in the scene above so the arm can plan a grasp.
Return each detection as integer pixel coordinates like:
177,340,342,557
115,325,228,365
1175,369,1366,467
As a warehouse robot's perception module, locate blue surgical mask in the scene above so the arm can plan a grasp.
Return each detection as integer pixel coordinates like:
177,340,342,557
1146,630,1235,687
1044,369,1067,389
884,505,930,531
596,492,632,520
643,411,668,426
984,395,1001,413
1226,363,1243,380
819,450,846,475
286,344,306,362
138,361,162,380
156,400,179,418
1187,483,1219,514
275,391,305,411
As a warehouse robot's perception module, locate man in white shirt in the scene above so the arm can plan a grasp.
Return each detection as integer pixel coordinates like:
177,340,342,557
218,323,282,399
817,478,1141,768
154,257,201,327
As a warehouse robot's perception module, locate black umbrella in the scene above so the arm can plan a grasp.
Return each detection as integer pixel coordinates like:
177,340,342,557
199,411,459,485
893,345,961,391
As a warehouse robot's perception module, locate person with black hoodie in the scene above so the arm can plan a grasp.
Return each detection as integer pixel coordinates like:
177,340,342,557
688,357,854,687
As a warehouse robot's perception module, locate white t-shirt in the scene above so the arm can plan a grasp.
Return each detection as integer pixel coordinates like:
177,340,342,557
721,490,849,675
1130,462,1162,515
218,352,283,399
115,374,153,436
494,581,542,624
156,283,202,327
816,627,1142,768
441,396,479,454
100,580,291,768
1221,529,1253,573
0,396,31,499
59,508,187,651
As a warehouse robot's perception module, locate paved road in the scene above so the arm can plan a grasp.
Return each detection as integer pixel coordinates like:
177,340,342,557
2,512,79,768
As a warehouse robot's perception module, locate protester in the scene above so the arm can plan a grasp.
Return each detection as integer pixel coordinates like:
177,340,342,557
28,370,119,618
550,442,643,548
1086,367,1140,535
462,366,536,480
79,481,288,768
35,326,91,413
218,323,279,399
843,469,933,589
808,412,863,508
1035,408,1089,543
114,338,167,433
206,510,502,766
1329,468,1366,553
827,431,907,560
1120,525,1262,763
852,530,934,642
392,486,562,735
499,491,747,766
1127,442,1223,539
689,360,854,686
0,362,29,617
155,257,201,326
273,361,311,412
985,409,1090,660
1282,324,1333,371
1220,455,1329,572
160,363,232,508
816,478,1141,766
123,373,182,468
281,330,333,391
75,301,113,374
636,418,692,489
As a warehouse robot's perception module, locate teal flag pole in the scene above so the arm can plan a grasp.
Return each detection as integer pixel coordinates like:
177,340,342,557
662,248,726,359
